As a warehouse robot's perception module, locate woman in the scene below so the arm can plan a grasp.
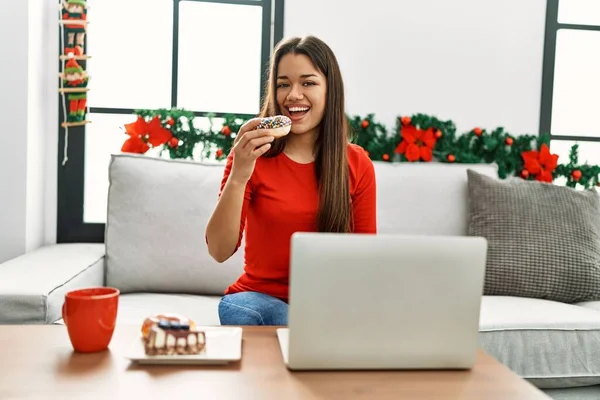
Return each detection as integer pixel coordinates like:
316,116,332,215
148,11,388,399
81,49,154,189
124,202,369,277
205,36,377,325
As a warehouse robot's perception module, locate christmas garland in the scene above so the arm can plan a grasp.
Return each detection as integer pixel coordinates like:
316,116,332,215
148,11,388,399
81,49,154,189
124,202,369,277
120,108,600,189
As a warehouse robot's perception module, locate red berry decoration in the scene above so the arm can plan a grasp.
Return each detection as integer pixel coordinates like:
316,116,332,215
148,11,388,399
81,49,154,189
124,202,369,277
400,116,411,126
221,126,231,136
572,169,582,181
167,118,175,126
168,137,179,148
473,127,482,136
216,148,224,158
447,154,456,162
382,153,390,161
520,170,530,179
435,130,442,139
505,137,514,145
361,119,369,129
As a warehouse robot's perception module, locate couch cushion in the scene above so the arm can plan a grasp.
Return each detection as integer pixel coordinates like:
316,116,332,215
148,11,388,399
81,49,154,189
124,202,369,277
479,296,600,388
375,162,498,235
0,244,105,324
105,154,244,295
578,301,600,313
468,170,600,303
542,385,600,400
118,293,221,326
55,293,222,327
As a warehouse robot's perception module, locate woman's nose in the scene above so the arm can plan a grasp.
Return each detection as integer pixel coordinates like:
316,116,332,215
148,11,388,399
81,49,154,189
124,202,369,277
287,85,304,100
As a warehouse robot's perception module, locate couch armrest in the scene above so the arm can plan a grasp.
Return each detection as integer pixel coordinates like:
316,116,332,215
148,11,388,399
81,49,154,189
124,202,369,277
0,244,105,324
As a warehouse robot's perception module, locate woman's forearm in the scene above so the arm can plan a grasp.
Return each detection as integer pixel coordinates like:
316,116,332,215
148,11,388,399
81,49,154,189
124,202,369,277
206,178,247,263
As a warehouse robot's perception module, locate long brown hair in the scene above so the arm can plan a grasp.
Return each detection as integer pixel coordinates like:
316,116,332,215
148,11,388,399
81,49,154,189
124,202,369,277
260,36,352,233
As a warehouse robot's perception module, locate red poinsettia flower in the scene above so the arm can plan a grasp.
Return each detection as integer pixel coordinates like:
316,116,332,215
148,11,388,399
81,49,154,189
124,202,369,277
121,136,149,154
394,125,437,162
121,116,173,153
521,143,559,183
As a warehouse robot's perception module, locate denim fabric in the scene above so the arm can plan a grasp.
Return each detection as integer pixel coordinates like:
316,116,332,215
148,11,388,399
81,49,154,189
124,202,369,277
218,291,288,326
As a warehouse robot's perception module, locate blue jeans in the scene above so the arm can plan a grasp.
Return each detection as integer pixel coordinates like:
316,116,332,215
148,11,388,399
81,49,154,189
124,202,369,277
218,291,288,326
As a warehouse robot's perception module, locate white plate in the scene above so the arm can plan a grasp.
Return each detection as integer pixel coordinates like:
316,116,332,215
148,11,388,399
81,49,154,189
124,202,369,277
125,326,242,365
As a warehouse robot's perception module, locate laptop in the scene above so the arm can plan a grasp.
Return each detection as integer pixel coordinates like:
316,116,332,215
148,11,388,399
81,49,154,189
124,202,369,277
277,232,488,371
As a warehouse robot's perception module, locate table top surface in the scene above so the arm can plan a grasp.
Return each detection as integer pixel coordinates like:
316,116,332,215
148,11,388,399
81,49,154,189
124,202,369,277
0,325,550,400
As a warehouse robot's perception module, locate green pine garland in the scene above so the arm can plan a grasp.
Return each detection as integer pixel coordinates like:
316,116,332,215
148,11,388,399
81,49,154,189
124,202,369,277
555,144,600,188
134,108,200,159
202,114,243,161
122,108,600,190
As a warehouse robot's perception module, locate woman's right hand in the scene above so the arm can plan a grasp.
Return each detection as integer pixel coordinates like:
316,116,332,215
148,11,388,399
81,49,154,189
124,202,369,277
229,118,275,184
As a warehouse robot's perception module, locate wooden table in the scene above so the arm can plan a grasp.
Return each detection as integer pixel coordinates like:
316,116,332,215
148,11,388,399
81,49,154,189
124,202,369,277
0,325,549,399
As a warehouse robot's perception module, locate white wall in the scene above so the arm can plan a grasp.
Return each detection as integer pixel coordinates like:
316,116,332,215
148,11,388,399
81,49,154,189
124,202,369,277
284,0,547,135
41,0,59,250
0,0,58,263
0,2,28,263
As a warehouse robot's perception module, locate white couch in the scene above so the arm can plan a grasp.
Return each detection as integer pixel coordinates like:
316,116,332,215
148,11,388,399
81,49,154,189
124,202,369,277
1,153,600,400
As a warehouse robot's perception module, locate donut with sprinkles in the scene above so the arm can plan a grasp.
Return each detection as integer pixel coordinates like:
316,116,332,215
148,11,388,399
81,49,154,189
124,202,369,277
256,115,292,138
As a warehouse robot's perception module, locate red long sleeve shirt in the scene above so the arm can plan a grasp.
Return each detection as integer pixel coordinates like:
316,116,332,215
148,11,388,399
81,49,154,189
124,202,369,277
219,143,377,301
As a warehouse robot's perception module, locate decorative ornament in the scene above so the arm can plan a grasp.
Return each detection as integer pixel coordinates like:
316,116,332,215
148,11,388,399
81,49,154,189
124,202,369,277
394,125,437,162
121,116,173,153
521,144,559,183
120,109,600,189
473,127,482,136
361,119,369,129
58,0,90,166
167,118,175,127
168,137,179,148
571,169,582,181
62,58,88,122
61,0,88,56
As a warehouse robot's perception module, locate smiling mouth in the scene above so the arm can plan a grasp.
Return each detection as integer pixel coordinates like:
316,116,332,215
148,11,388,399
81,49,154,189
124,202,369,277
286,106,310,119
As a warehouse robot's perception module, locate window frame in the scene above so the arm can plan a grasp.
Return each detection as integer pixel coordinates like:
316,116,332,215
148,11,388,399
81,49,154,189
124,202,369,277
57,0,285,243
540,0,600,143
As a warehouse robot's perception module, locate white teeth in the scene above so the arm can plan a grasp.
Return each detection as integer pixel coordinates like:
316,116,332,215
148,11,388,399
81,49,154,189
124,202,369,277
289,107,309,112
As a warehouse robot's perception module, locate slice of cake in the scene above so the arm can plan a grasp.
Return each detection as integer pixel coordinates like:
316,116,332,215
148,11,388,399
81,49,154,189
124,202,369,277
142,315,206,356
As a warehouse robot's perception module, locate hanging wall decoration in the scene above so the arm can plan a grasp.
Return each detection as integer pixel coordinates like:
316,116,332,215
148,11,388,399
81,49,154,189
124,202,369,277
58,0,90,165
118,109,600,190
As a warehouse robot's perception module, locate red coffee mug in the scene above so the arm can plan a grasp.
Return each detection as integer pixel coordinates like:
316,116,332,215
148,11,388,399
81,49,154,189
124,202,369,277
62,287,120,353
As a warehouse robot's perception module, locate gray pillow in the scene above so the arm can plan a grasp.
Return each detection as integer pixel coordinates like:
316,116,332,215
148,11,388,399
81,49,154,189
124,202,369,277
467,169,600,303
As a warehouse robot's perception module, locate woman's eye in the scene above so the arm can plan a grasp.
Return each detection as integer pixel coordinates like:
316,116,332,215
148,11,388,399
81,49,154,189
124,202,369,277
303,81,316,86
276,83,289,88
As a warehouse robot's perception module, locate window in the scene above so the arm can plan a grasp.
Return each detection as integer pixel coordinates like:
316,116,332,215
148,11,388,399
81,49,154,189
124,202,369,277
541,0,600,167
57,0,285,242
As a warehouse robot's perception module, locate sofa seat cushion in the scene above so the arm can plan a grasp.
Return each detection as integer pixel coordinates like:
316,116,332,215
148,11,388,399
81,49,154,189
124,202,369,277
479,296,600,389
110,293,221,326
578,301,600,313
542,385,600,400
0,244,105,324
54,293,222,326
